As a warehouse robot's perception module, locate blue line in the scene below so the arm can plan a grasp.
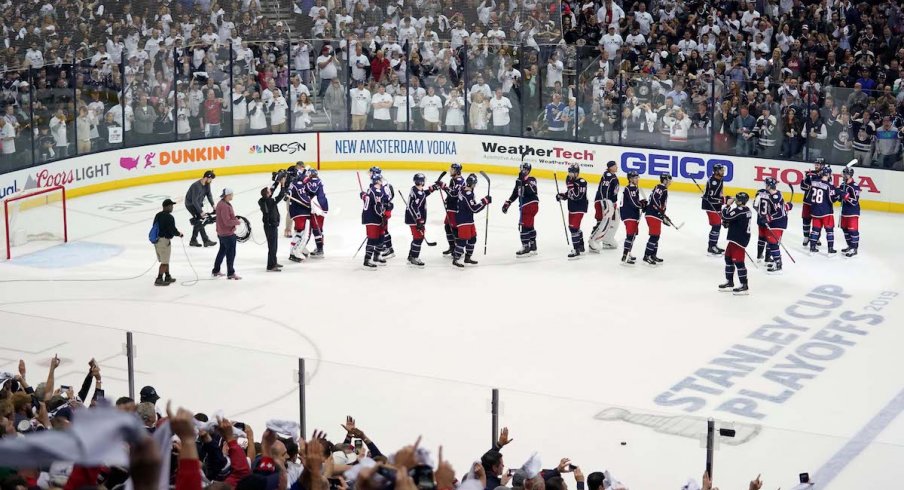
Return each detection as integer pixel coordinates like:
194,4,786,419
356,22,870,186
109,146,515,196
814,387,904,488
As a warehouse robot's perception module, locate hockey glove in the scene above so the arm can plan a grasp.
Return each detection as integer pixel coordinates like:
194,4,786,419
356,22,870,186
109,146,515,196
502,201,511,213
385,202,394,211
416,221,425,232
556,193,567,201
482,195,493,205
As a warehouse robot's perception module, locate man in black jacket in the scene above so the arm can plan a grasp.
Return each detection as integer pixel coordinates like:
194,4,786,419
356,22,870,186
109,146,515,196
153,199,183,286
259,174,288,271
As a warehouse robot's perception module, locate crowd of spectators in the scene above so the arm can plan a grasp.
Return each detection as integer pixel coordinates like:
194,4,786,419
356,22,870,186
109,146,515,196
1,356,770,490
1,0,904,172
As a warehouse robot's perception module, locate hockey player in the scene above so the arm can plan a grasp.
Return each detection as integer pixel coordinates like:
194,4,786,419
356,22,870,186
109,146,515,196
763,177,792,273
752,183,771,262
619,171,644,265
808,166,838,255
440,163,466,256
701,164,726,255
453,173,491,268
556,164,589,258
837,167,861,257
287,173,313,262
589,160,620,252
643,174,672,266
284,161,307,237
502,162,539,257
800,158,825,246
718,192,752,295
404,173,439,267
370,166,397,259
289,168,330,262
360,174,392,269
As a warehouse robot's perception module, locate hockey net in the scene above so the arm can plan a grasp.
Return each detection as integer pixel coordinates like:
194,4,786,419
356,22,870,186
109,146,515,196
1,186,68,260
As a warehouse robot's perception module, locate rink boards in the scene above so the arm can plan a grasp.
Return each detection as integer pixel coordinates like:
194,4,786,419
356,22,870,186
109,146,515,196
0,132,902,212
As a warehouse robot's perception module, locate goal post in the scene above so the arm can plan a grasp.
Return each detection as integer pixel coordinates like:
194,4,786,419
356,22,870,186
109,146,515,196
2,185,68,260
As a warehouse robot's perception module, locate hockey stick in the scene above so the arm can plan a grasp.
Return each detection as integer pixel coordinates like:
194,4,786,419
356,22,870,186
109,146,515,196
744,248,759,270
480,171,491,255
690,176,705,194
788,183,795,203
553,172,571,246
353,172,367,258
398,190,437,246
845,158,858,168
765,225,797,264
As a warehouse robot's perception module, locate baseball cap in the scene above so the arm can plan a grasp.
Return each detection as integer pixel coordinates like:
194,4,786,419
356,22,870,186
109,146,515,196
203,170,216,179
222,188,234,197
162,198,176,207
139,385,160,403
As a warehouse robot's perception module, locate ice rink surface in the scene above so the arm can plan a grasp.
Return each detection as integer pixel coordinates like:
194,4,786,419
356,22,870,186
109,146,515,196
2,169,904,489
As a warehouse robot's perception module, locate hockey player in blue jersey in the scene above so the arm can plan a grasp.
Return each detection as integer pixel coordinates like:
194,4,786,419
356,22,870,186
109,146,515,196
800,158,826,246
837,167,861,257
370,166,397,259
288,169,328,261
752,184,771,263
404,173,439,267
719,192,752,295
589,160,620,252
502,162,539,257
763,177,792,273
440,163,466,256
643,174,672,266
808,166,839,255
453,173,491,268
360,174,392,269
701,164,726,255
556,163,589,259
619,171,644,265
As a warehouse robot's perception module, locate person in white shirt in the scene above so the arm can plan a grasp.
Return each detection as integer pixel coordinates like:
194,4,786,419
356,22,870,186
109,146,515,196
350,45,369,83
634,4,654,35
49,110,69,158
371,85,394,130
293,42,313,85
596,0,625,29
349,80,372,130
450,22,469,50
625,26,646,50
0,118,16,161
487,23,506,46
469,74,492,101
270,91,289,132
419,86,443,131
25,43,44,69
677,31,697,57
317,47,339,97
247,92,269,134
600,25,623,60
489,88,513,135
393,86,414,130
469,92,490,132
293,93,315,131
500,62,521,94
669,109,692,149
545,53,564,89
740,2,760,35
232,84,249,135
75,106,97,154
444,88,465,132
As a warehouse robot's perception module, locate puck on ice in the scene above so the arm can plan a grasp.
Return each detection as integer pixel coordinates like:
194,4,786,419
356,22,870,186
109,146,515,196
620,442,627,445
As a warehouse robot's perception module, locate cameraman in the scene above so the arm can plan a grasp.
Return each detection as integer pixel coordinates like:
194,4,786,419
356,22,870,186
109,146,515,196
259,173,288,271
185,170,217,247
283,161,307,237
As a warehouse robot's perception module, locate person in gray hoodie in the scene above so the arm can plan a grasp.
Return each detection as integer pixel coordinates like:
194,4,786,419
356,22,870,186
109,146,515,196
185,170,218,247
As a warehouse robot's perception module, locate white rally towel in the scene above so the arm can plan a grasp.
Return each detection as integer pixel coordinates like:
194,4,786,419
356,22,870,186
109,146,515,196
266,419,301,440
193,410,245,438
0,407,144,467
343,456,376,482
521,452,542,479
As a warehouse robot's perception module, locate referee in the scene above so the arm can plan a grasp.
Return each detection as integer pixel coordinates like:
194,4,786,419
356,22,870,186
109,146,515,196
153,199,183,286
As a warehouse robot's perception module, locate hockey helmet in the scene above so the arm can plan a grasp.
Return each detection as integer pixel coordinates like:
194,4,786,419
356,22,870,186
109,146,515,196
659,173,673,183
842,167,855,178
814,157,826,167
568,163,580,175
520,162,532,174
712,163,725,174
606,160,617,168
450,163,463,173
764,177,778,189
820,166,833,178
369,166,382,176
371,174,382,185
735,192,750,205
627,171,640,179
413,173,426,185
466,173,479,188
307,169,319,179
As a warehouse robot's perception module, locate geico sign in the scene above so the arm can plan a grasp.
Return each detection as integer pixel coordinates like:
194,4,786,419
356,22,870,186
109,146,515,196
620,152,734,181
754,166,880,194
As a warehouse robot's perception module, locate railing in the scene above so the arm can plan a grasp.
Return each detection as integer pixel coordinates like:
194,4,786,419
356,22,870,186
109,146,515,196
1,39,902,174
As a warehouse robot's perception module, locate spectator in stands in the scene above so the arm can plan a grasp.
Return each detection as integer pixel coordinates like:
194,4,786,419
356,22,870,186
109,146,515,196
203,90,224,138
0,118,16,167
420,86,443,132
490,88,513,136
293,93,315,131
804,108,828,162
270,91,289,133
48,110,70,159
731,105,756,156
248,92,269,135
134,95,157,147
350,80,372,131
317,47,339,98
324,78,347,130
371,85,394,131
